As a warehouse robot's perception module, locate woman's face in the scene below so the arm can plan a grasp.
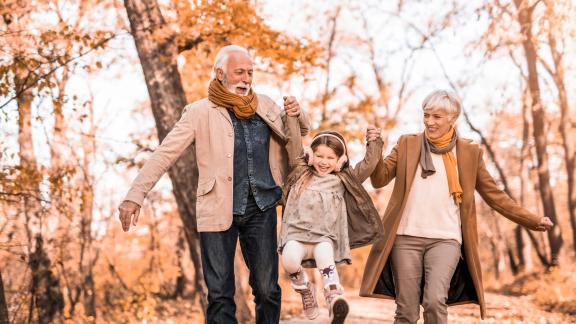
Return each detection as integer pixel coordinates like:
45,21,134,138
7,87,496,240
312,144,339,176
423,106,456,140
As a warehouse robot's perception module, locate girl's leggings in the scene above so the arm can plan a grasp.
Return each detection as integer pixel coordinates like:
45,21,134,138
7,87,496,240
282,240,340,287
282,240,334,273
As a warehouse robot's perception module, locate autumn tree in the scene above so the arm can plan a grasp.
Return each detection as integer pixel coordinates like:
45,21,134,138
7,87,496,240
1,0,118,321
513,0,563,267
467,0,574,268
540,0,576,253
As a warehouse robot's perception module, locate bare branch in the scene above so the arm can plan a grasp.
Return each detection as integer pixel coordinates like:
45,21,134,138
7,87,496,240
0,33,118,111
177,36,203,53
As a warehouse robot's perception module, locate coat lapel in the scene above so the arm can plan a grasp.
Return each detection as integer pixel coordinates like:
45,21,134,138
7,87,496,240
456,138,475,227
456,138,474,198
255,96,287,141
210,100,233,127
405,133,423,196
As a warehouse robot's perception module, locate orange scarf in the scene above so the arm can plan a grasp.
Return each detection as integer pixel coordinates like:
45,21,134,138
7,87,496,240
208,79,258,119
425,127,463,204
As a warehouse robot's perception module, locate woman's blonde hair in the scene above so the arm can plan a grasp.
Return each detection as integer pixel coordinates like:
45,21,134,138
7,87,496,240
422,90,462,118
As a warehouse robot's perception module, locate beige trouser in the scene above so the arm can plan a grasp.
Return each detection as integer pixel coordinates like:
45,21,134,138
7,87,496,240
390,235,461,324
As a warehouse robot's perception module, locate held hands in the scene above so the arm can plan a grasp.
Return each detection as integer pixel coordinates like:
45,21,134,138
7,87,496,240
536,216,554,231
118,200,141,232
283,96,301,117
366,125,382,142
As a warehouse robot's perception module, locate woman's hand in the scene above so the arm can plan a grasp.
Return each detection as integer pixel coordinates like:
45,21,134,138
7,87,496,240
366,125,382,142
535,216,554,231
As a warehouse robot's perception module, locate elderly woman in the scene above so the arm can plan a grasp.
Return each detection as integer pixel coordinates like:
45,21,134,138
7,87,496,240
360,90,553,324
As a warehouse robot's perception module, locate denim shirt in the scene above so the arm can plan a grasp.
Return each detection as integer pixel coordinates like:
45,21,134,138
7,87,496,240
228,111,282,215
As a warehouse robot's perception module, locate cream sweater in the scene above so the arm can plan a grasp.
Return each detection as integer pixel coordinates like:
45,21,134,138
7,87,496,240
396,150,462,244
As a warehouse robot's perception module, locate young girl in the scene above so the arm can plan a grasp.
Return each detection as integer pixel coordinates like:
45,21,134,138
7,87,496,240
278,116,384,323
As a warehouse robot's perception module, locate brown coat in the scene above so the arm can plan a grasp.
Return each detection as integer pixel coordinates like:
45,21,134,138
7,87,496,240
282,116,385,256
359,133,541,319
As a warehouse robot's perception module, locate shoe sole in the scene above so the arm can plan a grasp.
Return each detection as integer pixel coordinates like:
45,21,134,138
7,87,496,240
306,311,319,320
331,299,349,324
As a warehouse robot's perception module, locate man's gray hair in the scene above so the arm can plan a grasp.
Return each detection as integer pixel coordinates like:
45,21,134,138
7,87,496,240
211,45,250,80
422,90,462,118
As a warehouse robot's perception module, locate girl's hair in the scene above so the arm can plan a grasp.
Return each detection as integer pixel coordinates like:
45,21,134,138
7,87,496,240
310,132,347,158
294,131,348,197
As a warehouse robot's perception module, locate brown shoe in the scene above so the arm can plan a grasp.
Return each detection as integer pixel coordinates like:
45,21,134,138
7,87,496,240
294,281,319,320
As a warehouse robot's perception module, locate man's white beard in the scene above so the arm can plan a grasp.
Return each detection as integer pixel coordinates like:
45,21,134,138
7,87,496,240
223,79,251,96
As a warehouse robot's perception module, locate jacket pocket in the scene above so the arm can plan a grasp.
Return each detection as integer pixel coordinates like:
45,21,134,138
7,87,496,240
197,177,216,196
196,177,216,224
266,110,280,122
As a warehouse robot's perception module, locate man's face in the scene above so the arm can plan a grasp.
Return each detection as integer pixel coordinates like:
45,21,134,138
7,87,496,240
423,106,456,140
217,51,253,96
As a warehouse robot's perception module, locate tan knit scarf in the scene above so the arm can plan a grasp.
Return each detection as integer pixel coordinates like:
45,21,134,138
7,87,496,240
421,127,463,204
208,79,258,119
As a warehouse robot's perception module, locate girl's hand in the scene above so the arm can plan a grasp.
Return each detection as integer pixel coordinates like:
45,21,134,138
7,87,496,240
366,126,382,142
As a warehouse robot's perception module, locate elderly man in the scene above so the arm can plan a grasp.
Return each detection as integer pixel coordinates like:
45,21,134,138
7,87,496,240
360,90,553,324
118,45,309,323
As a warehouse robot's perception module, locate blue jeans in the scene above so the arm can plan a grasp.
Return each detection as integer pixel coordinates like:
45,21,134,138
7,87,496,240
199,201,281,324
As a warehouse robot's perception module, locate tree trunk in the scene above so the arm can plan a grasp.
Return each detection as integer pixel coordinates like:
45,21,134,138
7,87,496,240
0,271,9,324
80,101,97,318
321,7,340,122
123,0,208,313
82,267,97,318
543,0,576,253
513,225,525,272
16,65,64,323
514,0,563,267
513,88,532,272
29,236,65,324
173,227,186,298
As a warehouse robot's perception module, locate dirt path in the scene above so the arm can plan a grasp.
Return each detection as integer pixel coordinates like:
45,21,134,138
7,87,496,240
280,290,576,323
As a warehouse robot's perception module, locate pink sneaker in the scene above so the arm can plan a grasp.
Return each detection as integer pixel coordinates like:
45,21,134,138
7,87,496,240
294,281,319,320
324,284,349,324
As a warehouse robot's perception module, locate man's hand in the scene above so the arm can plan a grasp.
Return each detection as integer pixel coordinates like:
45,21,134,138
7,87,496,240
366,125,382,142
535,216,553,231
118,200,141,232
283,96,301,117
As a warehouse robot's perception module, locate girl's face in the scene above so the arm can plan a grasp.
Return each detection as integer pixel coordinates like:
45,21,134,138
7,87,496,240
312,144,339,176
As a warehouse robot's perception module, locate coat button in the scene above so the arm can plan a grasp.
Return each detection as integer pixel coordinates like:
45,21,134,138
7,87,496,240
228,132,233,137
227,154,231,158
227,176,232,181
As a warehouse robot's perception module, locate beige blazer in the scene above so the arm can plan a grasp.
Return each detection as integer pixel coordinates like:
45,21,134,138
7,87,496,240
124,94,310,232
